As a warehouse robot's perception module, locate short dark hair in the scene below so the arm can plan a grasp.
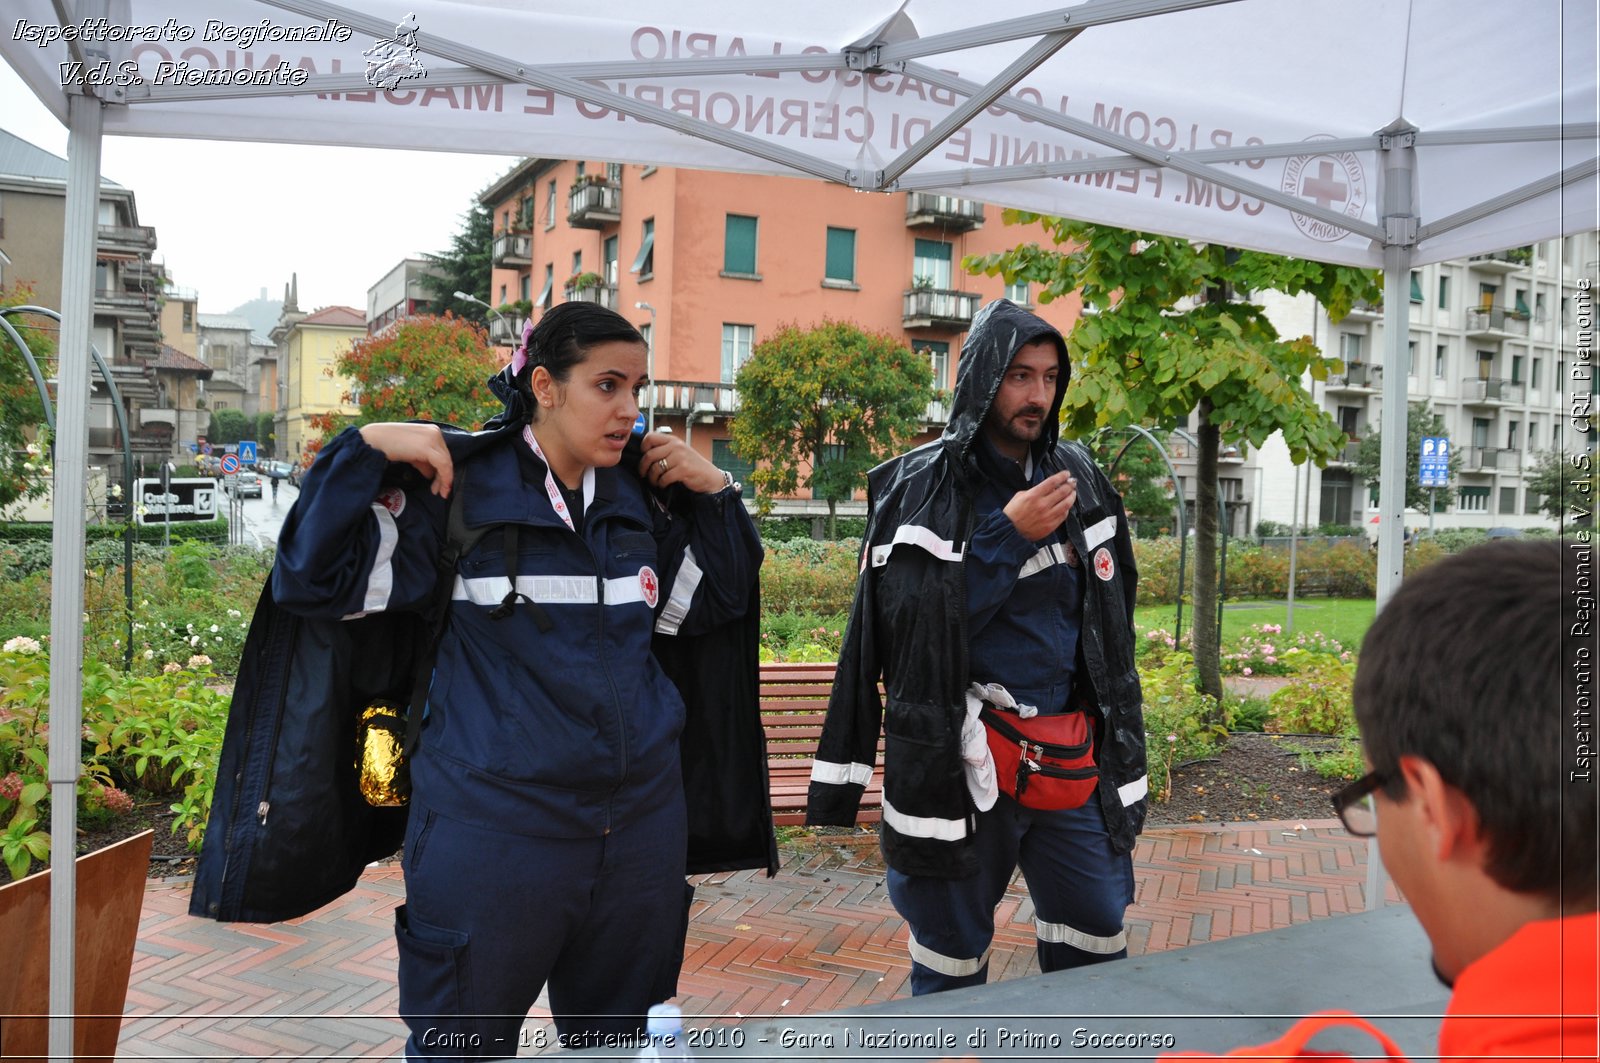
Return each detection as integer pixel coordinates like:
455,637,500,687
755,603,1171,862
516,301,644,420
1353,540,1596,904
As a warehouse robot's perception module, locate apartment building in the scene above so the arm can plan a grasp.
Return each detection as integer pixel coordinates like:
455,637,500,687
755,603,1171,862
480,159,1079,515
270,281,365,462
0,128,176,472
1247,233,1599,534
368,257,443,335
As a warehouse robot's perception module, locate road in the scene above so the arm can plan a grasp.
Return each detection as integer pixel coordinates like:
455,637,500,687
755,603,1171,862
232,480,299,551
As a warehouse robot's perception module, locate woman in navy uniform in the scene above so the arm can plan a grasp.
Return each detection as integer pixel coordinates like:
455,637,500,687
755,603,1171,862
272,302,761,1058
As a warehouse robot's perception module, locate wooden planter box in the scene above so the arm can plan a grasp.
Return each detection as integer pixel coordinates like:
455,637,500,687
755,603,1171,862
0,830,153,1062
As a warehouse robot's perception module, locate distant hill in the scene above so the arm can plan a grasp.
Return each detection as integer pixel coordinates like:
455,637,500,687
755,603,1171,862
226,295,283,338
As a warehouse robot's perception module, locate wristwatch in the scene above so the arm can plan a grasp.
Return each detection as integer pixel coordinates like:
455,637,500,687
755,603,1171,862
719,469,742,494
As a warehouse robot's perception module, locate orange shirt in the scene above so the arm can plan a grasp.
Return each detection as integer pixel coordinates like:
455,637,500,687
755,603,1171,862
1440,911,1598,1062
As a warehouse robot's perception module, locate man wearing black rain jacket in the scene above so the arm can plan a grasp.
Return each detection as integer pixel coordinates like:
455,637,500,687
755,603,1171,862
806,299,1146,994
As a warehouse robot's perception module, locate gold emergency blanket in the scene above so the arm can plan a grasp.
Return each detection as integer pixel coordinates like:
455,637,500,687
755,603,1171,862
356,700,410,807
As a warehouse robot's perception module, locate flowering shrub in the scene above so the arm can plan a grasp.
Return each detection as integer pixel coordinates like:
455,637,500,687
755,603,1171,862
0,641,229,877
1221,623,1351,677
760,538,860,616
1136,626,1192,669
759,610,847,662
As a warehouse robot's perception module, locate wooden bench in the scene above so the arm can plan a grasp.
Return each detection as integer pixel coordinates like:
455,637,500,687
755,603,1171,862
759,661,884,826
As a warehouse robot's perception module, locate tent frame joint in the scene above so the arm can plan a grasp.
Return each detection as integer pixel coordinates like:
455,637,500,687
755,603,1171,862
844,45,902,75
1385,214,1418,246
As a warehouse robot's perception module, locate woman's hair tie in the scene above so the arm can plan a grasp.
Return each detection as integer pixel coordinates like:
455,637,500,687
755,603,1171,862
511,318,536,377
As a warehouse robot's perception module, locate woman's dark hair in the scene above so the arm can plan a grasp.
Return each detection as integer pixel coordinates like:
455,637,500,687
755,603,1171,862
515,301,645,419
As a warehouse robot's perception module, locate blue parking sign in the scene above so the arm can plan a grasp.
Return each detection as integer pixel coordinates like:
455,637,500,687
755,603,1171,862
1420,436,1449,488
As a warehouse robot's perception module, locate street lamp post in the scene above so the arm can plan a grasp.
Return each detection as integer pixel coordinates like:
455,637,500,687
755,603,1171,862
635,301,657,431
453,290,513,344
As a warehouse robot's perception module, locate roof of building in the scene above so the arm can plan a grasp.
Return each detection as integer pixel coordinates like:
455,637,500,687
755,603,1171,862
298,306,366,327
0,127,125,188
479,157,555,208
197,313,254,331
150,345,214,378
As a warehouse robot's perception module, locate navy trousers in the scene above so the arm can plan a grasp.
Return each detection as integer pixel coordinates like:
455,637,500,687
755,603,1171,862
397,792,689,1060
887,794,1134,995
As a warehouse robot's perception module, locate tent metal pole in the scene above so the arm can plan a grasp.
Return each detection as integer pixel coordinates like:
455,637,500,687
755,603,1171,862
48,86,104,1063
1369,122,1418,915
1419,158,1600,241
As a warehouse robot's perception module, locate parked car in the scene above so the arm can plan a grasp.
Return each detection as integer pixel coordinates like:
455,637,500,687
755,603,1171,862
288,462,307,487
227,471,263,498
262,460,295,480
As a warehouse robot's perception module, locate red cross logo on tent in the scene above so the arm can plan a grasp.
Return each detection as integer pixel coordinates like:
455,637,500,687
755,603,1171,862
1300,160,1349,209
639,566,659,608
1093,547,1115,582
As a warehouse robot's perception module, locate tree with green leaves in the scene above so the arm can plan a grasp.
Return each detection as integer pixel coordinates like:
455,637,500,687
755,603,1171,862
1526,447,1598,525
334,314,504,429
1353,400,1460,514
421,202,494,325
968,215,1380,707
730,321,935,540
0,285,55,516
1090,430,1178,539
206,407,251,445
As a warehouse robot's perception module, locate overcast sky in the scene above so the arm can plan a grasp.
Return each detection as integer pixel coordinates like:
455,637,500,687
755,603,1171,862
1,61,514,317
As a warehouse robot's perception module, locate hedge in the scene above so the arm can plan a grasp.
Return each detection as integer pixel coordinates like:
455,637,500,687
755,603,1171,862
0,518,229,546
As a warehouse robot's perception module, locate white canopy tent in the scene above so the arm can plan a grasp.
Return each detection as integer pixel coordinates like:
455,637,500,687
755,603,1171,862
4,1,1595,1054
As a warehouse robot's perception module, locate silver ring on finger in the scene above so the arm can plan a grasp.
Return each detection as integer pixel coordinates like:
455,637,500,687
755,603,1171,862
658,458,669,472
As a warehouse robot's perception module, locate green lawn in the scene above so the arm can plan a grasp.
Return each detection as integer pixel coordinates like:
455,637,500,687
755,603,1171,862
1134,598,1377,652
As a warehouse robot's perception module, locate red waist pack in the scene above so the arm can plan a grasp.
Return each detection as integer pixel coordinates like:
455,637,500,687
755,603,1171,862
981,707,1098,810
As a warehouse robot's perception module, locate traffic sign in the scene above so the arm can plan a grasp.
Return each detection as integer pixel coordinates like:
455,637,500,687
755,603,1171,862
1419,436,1450,488
220,454,241,474
237,441,258,465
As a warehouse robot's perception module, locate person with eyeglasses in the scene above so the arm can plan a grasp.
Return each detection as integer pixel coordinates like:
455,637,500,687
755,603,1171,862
1176,540,1596,1061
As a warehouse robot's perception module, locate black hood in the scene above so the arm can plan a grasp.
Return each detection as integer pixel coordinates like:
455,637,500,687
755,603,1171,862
482,362,531,430
942,298,1071,467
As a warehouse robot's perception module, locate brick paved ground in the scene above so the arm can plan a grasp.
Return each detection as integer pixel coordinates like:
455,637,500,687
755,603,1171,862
115,820,1399,1060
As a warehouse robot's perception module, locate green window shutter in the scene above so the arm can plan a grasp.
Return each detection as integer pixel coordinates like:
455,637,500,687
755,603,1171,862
825,227,856,282
725,214,758,274
1409,271,1423,302
712,439,756,499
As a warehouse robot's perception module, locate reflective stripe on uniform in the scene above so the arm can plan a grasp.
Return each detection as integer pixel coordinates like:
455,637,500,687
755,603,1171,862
869,524,965,568
342,502,398,619
881,796,968,841
1018,542,1070,580
453,573,651,607
809,760,874,787
1118,774,1149,806
1034,918,1127,954
907,932,989,977
654,546,703,635
1083,514,1119,550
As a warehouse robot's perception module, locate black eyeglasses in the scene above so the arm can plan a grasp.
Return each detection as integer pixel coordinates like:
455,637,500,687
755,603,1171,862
1330,769,1387,837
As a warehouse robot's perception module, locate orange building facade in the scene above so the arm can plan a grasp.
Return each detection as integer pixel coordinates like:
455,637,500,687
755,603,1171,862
481,160,1081,515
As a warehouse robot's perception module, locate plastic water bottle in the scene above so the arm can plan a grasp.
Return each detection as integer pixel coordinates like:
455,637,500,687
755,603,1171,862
637,1003,694,1060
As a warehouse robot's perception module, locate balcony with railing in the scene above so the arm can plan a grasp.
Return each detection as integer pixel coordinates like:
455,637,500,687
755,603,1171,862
1328,439,1364,466
1325,361,1382,394
1468,247,1532,273
648,380,740,417
1342,301,1383,322
903,287,981,330
491,232,531,267
94,288,155,315
488,315,520,345
95,223,157,253
563,281,618,310
1461,446,1521,472
905,192,985,231
568,179,622,228
1460,377,1524,406
1465,306,1529,340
